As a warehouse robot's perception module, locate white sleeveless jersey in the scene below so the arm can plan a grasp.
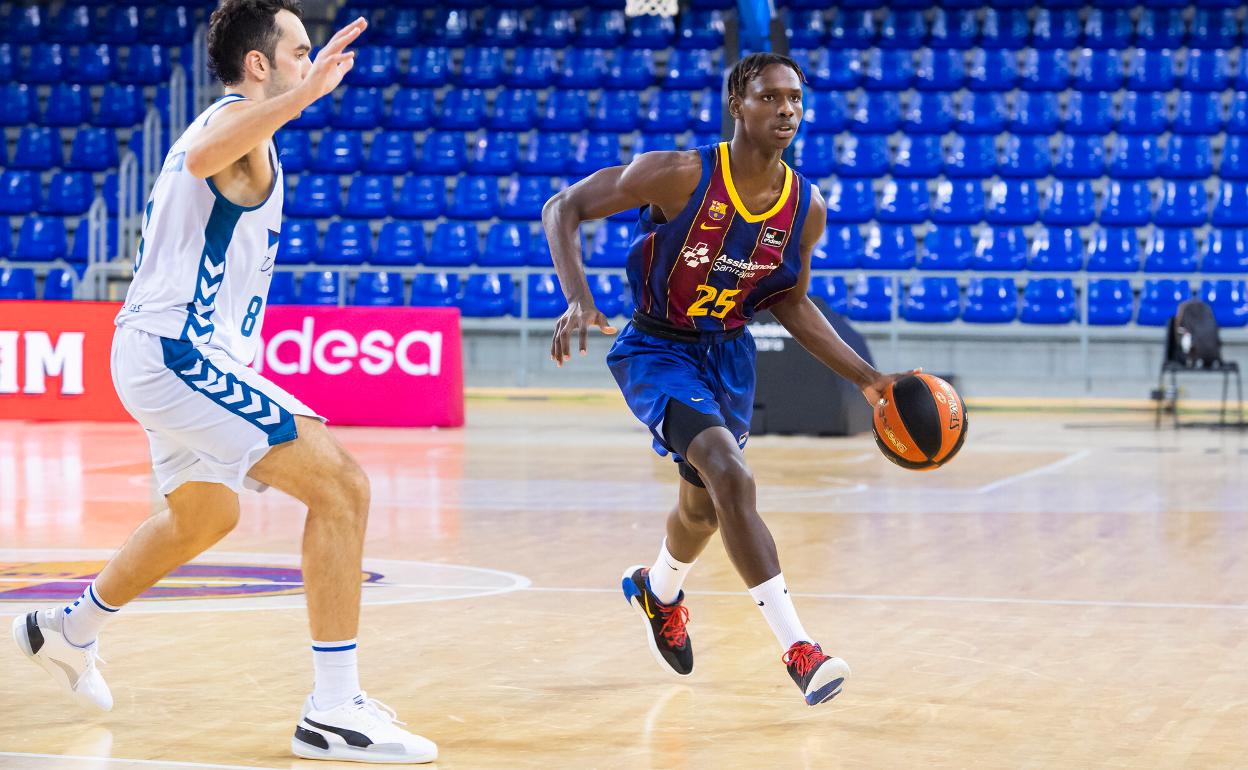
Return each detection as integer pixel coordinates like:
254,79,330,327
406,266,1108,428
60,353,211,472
116,94,283,365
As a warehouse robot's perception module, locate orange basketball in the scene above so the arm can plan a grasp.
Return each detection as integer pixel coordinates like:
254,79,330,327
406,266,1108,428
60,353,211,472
872,374,968,471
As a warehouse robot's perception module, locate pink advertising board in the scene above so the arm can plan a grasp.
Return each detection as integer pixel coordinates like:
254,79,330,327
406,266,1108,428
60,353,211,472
252,306,464,428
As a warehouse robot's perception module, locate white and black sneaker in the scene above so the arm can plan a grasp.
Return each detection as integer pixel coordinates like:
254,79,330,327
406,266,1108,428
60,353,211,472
292,692,438,764
11,609,113,712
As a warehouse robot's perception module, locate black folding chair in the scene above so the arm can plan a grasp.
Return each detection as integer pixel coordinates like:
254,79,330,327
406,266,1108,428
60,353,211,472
1154,300,1245,429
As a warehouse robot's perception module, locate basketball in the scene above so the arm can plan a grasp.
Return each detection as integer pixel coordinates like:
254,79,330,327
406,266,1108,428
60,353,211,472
872,374,968,471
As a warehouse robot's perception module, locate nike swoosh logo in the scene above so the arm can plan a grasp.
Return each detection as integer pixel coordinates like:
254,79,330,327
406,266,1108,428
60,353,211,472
50,657,80,684
643,592,655,619
699,223,722,230
691,397,705,402
756,601,765,606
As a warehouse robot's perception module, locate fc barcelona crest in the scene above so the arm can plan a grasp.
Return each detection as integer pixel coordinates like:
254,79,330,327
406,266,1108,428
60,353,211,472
708,200,728,221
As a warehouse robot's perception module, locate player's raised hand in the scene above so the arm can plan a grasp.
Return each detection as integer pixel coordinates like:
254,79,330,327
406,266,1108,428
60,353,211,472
551,299,617,366
862,368,923,406
302,18,367,101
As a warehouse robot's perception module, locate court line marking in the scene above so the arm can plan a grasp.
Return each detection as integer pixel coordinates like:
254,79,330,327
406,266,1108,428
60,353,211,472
0,752,286,770
976,449,1093,494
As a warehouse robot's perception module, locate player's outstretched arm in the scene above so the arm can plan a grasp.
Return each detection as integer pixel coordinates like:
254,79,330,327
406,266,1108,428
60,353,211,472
542,150,699,365
769,187,919,404
184,18,367,179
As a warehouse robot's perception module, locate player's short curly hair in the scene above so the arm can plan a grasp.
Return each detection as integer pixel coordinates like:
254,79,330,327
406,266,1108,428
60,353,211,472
207,0,303,86
727,52,806,101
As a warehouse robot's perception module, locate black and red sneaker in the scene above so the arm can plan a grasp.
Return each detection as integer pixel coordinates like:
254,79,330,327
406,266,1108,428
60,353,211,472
783,641,850,706
620,565,693,677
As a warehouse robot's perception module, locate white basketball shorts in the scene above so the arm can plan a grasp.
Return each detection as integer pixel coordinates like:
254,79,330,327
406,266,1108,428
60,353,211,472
110,326,323,496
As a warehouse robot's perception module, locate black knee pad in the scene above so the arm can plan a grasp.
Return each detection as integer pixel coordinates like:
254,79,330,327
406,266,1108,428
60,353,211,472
664,399,726,459
677,461,705,488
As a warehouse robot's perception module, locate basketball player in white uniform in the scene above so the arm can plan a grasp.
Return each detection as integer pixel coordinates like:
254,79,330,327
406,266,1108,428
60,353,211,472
11,1,436,763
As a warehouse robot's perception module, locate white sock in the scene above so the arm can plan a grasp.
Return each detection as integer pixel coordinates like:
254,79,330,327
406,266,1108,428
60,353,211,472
748,573,812,652
61,581,119,647
311,640,361,710
646,539,695,604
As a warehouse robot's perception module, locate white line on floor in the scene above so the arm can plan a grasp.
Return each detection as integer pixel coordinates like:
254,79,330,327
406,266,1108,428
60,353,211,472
0,752,287,770
976,449,1093,494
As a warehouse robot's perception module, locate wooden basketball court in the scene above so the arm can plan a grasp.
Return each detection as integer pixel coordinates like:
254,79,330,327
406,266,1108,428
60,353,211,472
1,393,1245,769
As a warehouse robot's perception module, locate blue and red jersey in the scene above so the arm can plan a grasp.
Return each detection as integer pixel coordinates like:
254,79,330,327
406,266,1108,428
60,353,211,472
625,142,814,331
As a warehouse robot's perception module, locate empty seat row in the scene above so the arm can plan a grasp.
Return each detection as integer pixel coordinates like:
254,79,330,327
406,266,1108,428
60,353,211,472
0,42,173,85
792,47,1248,93
0,126,124,171
0,266,77,300
284,173,564,220
0,5,194,45
801,90,1248,136
0,215,119,262
814,222,1248,274
783,7,1246,51
818,275,1248,328
0,83,153,128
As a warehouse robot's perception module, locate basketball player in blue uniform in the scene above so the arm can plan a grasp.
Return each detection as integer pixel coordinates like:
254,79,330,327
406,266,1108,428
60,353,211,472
543,53,915,705
11,2,435,762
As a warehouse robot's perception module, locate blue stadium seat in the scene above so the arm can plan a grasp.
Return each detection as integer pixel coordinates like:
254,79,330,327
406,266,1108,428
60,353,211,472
94,5,138,44
879,10,928,49
944,135,996,178
391,175,444,219
43,172,92,216
902,91,955,134
1107,135,1159,179
1161,135,1214,179
539,91,589,132
1086,226,1141,272
0,171,40,215
93,83,144,126
848,276,894,322
808,275,849,314
352,272,403,306
373,222,425,267
321,220,373,266
1182,49,1231,92
49,4,91,44
1020,279,1077,324
298,271,341,306
830,10,876,48
642,91,691,133
1099,181,1152,227
0,268,37,300
436,88,486,131
1073,48,1123,91
343,175,392,219
557,47,608,89
806,48,861,91
1143,227,1199,272
914,48,965,91
1153,181,1208,227
852,91,902,134
411,273,461,308
588,90,639,132
1083,10,1133,50
1202,228,1248,273
929,9,977,50
1212,182,1248,228
286,174,341,218
963,278,1018,323
985,179,1039,224
692,89,722,132
903,277,960,322
378,7,420,46
1116,91,1169,134
68,44,112,84
10,127,61,170
311,130,364,174
864,49,914,90
1009,92,1060,135
460,274,514,317
487,88,536,131
1221,135,1248,179
1227,92,1248,135
276,130,312,173
955,92,1007,134
68,128,117,171
606,48,655,89
625,14,675,49
1087,279,1133,325
499,176,554,221
836,135,889,178
347,46,396,88
20,44,64,85
570,132,621,176
824,179,875,223
1191,10,1238,50
449,175,498,220
813,224,864,268
801,91,848,134
459,46,505,88
426,222,480,267
1171,91,1223,135
43,267,76,301
43,84,89,127
1137,279,1191,325
428,8,474,46
666,49,716,89
931,180,984,224
1029,227,1084,271
364,131,415,174
580,10,626,47
334,87,382,129
998,135,1051,178
526,273,569,318
921,225,974,269
794,134,836,178
589,274,629,318
478,9,522,48
1032,10,1081,49
1041,179,1095,226
290,95,331,130
1126,48,1176,92
67,218,117,264
521,133,572,175
588,221,634,267
278,219,320,264
117,44,168,85
405,47,451,88
527,231,559,267
1137,8,1185,49
891,135,943,178
1063,91,1114,134
16,216,69,260
1020,48,1071,91
415,132,466,175
786,12,826,49
968,48,1018,91
973,226,1027,270
876,181,929,225
1200,280,1248,328
465,131,520,177
981,9,1029,48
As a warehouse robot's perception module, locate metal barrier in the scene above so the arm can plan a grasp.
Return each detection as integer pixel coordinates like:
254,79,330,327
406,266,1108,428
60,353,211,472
116,150,139,264
141,108,162,197
192,23,211,114
82,195,109,300
169,64,188,135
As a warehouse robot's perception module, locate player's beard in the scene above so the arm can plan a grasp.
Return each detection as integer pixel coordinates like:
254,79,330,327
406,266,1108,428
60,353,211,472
264,69,296,101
